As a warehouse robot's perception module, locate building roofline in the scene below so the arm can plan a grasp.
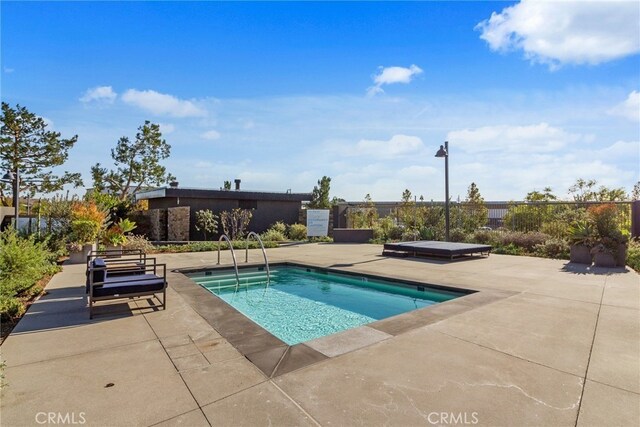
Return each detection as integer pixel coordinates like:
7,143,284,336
135,187,312,202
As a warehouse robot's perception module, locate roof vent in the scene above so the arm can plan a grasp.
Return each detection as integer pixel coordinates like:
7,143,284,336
234,179,241,191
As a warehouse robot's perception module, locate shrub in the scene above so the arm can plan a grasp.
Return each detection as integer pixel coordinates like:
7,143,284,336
419,226,437,241
68,201,107,244
498,231,550,252
152,240,279,253
70,219,102,244
401,229,420,241
471,229,499,245
261,228,287,242
308,236,333,243
539,221,569,240
588,203,627,243
535,238,570,259
220,208,252,240
627,239,640,272
122,234,154,253
493,243,524,256
0,229,57,322
387,225,403,240
449,228,468,243
0,230,56,297
195,209,218,241
270,221,287,235
0,296,25,321
287,223,307,240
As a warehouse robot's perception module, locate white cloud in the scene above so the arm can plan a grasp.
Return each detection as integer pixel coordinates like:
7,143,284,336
194,161,213,169
367,65,423,96
608,91,640,122
448,123,583,154
158,123,175,134
593,140,640,161
3,67,14,74
59,90,639,201
121,89,206,117
200,130,221,140
79,86,117,103
353,134,425,158
476,0,640,68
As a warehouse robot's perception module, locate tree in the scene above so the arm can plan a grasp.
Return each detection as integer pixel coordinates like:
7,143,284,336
223,180,231,191
460,182,488,231
220,208,252,240
568,178,597,202
593,186,627,202
91,121,175,201
309,176,331,209
195,209,218,241
569,178,627,202
525,187,557,202
348,194,378,228
0,103,82,205
632,181,640,201
504,187,557,231
397,189,426,230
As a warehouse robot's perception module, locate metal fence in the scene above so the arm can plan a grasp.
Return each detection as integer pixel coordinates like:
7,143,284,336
486,201,632,235
337,201,637,237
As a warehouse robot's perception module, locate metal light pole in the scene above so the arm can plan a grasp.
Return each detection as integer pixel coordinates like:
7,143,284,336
1,170,19,230
435,141,450,241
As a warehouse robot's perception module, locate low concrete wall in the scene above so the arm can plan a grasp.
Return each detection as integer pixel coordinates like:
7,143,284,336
333,228,373,243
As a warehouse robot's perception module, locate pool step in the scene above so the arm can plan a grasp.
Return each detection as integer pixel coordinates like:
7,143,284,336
196,273,276,289
193,269,279,282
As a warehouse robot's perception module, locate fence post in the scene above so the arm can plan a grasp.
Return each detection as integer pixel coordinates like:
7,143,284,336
632,201,640,238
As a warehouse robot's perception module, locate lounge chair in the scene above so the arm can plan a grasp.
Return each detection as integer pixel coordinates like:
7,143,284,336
87,257,167,319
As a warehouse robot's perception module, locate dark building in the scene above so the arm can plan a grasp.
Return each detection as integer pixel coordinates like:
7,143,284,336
135,184,312,241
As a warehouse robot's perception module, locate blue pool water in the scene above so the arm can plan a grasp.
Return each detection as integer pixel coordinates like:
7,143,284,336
188,266,463,345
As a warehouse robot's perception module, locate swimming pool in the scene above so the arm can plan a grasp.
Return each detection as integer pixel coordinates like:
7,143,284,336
187,266,464,345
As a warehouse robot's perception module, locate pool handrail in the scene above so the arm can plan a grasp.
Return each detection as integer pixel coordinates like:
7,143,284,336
217,234,240,289
245,231,270,285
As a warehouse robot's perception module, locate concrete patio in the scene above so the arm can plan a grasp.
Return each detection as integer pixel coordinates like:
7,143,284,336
1,243,638,426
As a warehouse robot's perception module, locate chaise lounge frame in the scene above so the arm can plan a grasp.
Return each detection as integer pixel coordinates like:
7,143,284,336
87,258,167,319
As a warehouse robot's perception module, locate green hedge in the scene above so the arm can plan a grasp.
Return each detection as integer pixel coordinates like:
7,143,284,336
627,239,640,272
151,240,280,253
0,230,59,321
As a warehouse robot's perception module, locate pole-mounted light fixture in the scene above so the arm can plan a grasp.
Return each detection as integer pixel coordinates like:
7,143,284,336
434,141,450,241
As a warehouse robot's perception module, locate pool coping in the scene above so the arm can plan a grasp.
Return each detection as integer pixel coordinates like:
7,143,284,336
170,262,517,378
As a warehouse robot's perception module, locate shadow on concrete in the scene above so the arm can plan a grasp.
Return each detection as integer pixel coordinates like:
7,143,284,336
329,257,388,268
9,282,157,336
560,262,630,276
374,254,486,266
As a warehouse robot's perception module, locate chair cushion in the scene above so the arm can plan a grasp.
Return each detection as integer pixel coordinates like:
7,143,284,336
92,274,165,297
92,258,107,281
86,258,108,293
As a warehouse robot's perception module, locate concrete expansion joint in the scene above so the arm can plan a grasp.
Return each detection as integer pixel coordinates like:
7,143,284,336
138,313,213,426
434,330,588,380
585,378,640,396
147,408,209,427
522,291,602,307
1,337,159,369
574,279,607,427
269,379,322,427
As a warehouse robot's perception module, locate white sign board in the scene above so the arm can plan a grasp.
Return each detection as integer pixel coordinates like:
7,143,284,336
306,209,330,237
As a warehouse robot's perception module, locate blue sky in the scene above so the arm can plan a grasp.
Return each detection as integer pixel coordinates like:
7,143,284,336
2,1,639,201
